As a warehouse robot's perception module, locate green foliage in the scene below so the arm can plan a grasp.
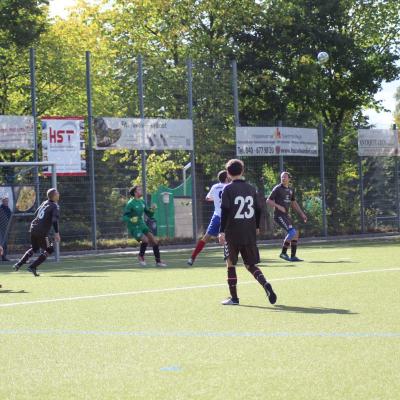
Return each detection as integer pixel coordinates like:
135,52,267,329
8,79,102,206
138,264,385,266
1,0,400,241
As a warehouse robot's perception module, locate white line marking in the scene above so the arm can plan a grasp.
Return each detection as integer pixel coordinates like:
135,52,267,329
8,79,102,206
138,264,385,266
1,267,399,308
0,328,399,339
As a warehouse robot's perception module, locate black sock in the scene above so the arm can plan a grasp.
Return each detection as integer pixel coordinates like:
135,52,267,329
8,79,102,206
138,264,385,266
246,264,268,289
139,242,148,257
29,253,47,269
282,241,290,254
153,245,161,263
227,266,238,300
18,248,34,266
291,240,298,258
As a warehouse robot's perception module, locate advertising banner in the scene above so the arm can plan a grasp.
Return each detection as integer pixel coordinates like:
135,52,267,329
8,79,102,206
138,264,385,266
94,118,193,150
236,126,318,157
0,115,34,150
41,117,86,176
357,129,399,157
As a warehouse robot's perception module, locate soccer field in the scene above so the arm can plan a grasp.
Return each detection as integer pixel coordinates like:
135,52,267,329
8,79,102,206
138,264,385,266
1,238,399,400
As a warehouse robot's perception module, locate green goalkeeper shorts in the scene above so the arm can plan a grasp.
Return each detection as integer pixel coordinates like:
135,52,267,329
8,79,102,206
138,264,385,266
128,222,150,241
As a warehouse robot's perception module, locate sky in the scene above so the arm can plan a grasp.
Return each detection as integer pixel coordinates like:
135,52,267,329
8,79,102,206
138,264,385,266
49,0,399,127
49,0,77,19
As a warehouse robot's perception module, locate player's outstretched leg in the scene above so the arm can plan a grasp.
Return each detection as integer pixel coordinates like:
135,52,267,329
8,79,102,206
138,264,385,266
290,237,303,262
279,239,291,261
13,248,34,271
221,264,239,305
187,238,206,266
147,233,167,267
245,264,277,304
26,245,54,277
138,241,148,266
26,253,47,276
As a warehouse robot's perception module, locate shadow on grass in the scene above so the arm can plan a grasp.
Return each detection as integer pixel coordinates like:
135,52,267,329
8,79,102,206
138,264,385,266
48,275,109,278
240,304,358,314
260,263,299,268
0,289,28,294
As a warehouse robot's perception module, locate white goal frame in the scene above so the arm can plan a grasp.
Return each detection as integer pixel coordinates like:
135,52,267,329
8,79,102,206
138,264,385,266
0,161,59,261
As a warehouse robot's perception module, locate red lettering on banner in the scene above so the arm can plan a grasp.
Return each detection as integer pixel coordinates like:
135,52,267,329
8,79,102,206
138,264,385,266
49,128,57,143
49,128,64,143
57,131,64,142
66,129,74,143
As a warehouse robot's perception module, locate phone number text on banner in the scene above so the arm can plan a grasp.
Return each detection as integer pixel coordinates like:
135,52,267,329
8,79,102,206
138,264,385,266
236,127,318,157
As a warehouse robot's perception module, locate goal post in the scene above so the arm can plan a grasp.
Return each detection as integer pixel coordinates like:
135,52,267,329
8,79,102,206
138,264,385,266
0,161,60,262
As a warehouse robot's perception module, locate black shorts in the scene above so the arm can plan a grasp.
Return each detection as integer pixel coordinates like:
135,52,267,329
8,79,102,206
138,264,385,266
30,231,51,253
225,242,260,266
274,214,293,233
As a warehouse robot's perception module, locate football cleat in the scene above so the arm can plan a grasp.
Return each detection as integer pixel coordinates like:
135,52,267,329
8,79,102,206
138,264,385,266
221,297,239,305
27,266,40,277
156,261,167,267
279,253,291,261
13,262,21,272
265,283,277,305
138,255,146,267
187,258,194,266
290,256,303,262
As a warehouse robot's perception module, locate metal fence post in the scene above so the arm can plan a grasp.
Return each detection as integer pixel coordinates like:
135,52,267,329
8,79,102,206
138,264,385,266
232,60,240,127
318,123,328,237
187,59,198,239
278,120,284,173
85,51,98,250
394,124,400,232
358,156,365,233
51,164,60,261
138,55,147,202
29,48,40,208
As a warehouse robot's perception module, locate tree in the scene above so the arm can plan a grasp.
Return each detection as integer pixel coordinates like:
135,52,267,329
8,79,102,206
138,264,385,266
235,0,400,232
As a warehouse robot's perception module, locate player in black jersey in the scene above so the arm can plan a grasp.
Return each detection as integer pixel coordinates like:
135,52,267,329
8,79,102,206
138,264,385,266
13,188,60,276
266,172,307,262
218,159,276,306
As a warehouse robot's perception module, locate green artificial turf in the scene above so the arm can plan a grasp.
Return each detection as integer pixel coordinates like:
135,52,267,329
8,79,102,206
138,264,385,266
0,239,399,399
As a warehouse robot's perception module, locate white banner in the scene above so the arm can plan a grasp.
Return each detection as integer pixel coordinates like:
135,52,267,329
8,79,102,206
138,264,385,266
357,129,399,156
94,118,193,150
41,117,86,176
0,115,34,149
236,126,318,157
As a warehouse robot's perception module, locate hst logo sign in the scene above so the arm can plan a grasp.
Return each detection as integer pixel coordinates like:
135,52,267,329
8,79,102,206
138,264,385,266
49,128,76,143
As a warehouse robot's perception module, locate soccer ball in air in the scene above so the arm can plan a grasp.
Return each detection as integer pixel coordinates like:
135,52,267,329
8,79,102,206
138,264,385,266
317,51,329,64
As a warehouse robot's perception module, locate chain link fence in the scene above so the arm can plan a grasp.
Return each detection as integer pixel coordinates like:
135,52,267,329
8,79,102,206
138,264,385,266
1,53,399,255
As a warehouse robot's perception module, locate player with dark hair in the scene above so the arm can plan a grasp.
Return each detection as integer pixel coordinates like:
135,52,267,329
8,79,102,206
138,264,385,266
218,159,277,305
266,171,307,262
13,188,60,277
123,185,167,267
187,170,230,266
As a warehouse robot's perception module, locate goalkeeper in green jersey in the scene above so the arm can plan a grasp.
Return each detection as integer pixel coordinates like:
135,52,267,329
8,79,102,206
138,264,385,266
123,186,167,267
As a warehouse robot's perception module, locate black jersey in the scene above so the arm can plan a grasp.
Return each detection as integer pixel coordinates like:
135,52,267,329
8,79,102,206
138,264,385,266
267,184,295,217
220,179,261,245
30,200,60,235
